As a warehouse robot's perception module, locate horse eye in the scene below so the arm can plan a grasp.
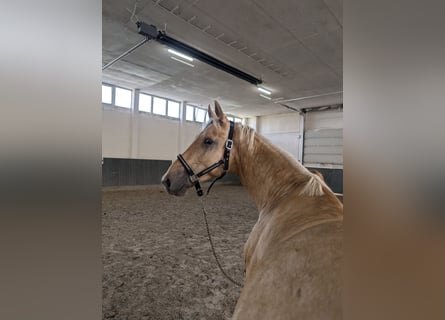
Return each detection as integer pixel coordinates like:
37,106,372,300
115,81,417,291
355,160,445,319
203,138,214,145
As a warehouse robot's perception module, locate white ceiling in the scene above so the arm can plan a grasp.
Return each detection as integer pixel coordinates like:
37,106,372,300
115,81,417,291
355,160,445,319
102,0,342,117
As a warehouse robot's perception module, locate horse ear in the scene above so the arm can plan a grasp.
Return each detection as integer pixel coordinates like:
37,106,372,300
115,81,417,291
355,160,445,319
207,104,217,120
214,100,226,121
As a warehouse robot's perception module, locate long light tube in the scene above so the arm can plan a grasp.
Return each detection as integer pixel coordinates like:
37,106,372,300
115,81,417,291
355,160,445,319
168,49,194,61
137,21,263,85
170,56,195,67
257,86,272,95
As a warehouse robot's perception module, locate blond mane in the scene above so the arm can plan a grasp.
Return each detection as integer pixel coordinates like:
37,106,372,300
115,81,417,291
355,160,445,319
237,123,326,197
238,123,256,152
298,173,326,197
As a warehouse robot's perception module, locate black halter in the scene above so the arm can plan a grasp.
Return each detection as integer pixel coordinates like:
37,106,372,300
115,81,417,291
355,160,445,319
177,121,235,197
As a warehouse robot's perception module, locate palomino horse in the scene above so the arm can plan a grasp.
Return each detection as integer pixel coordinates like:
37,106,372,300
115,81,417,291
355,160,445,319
162,101,343,319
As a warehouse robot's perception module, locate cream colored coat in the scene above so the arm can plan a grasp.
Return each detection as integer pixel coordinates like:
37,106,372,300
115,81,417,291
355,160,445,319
162,102,343,320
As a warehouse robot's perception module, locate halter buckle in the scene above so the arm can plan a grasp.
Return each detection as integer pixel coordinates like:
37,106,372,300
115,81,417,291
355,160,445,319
226,139,233,150
189,174,199,183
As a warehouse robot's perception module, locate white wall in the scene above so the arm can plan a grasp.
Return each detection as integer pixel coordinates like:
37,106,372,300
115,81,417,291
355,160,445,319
102,106,202,160
256,112,302,159
102,103,343,168
102,107,132,159
245,116,257,130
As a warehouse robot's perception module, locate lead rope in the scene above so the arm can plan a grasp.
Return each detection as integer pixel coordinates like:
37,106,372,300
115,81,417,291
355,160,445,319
199,195,243,287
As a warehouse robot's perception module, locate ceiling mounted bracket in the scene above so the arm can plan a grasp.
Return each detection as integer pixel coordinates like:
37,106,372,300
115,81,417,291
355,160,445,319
102,37,150,70
102,22,159,71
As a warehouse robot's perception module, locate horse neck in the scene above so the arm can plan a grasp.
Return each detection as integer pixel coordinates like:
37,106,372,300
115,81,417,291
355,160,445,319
230,125,312,211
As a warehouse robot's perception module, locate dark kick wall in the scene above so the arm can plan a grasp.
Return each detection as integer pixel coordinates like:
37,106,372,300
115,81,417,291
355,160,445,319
102,158,240,187
306,167,343,194
102,159,342,194
102,158,172,186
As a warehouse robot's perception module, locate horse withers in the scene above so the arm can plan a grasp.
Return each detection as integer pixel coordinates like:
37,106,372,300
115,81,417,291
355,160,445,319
162,101,343,320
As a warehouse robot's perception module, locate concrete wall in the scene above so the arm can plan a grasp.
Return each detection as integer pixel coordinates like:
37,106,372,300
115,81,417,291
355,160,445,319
256,112,302,159
102,158,172,186
102,103,204,186
102,105,202,161
102,105,343,191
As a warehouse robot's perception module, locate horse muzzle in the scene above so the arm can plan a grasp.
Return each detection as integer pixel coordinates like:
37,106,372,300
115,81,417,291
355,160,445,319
161,168,191,196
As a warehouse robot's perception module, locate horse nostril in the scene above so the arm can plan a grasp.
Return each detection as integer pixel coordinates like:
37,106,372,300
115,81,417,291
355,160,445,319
163,178,171,188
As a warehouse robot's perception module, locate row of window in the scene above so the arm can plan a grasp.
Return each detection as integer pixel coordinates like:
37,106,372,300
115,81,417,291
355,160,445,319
139,93,181,118
102,84,242,124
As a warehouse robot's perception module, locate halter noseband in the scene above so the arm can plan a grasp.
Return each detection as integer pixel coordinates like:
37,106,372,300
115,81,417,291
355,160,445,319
177,120,235,197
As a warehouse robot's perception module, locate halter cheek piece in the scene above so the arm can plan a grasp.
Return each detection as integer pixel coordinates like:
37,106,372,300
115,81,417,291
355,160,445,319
177,121,235,197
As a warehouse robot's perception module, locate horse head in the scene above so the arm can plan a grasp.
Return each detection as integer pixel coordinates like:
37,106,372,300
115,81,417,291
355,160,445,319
162,101,232,196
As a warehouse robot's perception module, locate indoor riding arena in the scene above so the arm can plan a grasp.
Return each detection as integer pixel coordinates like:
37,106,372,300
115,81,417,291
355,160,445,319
102,1,343,319
103,184,257,319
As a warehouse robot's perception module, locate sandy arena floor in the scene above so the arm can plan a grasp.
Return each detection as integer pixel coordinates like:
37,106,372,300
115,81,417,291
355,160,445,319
102,184,258,320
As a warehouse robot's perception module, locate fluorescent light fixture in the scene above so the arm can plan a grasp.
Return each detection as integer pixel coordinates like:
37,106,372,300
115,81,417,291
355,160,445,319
138,21,262,85
257,86,272,95
259,94,272,100
168,49,193,61
171,56,195,67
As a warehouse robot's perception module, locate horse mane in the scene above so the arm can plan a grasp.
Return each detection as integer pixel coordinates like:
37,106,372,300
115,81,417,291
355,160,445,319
298,173,326,197
238,123,256,152
237,123,326,197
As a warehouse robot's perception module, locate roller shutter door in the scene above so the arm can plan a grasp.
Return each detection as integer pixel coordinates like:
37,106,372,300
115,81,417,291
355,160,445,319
303,108,343,168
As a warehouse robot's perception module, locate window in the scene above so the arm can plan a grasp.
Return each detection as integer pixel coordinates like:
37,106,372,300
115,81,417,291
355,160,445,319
186,105,195,121
153,97,166,115
115,87,132,109
186,104,210,123
234,117,243,123
102,84,212,124
102,85,112,104
227,116,234,122
167,101,180,118
195,108,207,123
139,93,152,113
